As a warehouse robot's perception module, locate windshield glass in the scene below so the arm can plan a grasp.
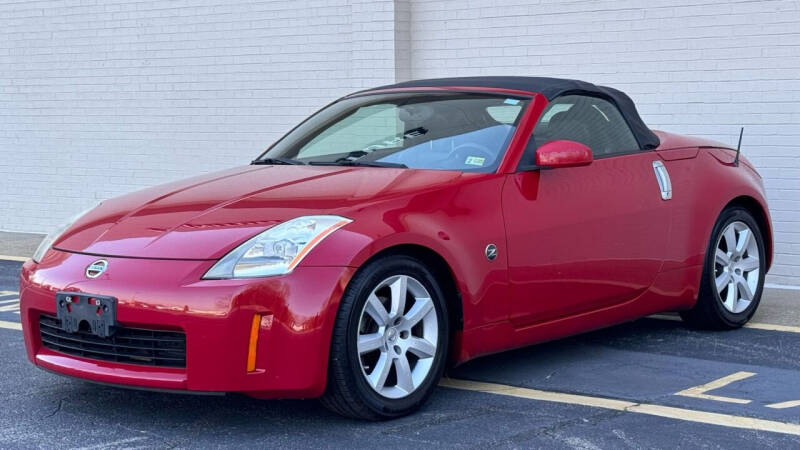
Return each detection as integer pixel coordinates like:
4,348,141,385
259,92,530,172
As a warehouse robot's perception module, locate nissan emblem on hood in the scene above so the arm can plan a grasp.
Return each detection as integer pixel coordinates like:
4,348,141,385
85,259,108,278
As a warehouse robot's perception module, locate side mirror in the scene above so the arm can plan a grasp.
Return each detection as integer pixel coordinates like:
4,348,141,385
535,140,593,169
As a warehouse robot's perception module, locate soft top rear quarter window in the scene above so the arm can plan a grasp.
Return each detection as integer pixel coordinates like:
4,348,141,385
532,94,640,158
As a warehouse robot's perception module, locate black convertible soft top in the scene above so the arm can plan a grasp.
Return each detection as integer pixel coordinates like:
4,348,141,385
367,76,660,150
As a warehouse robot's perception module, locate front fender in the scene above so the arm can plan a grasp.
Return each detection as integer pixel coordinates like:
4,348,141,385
299,174,511,330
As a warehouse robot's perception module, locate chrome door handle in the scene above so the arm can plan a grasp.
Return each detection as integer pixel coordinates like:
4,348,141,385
652,160,672,200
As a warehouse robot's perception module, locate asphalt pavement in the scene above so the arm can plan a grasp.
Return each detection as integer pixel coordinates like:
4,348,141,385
1,258,799,449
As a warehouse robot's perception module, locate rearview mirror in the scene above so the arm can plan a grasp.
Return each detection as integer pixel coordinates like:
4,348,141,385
535,140,593,169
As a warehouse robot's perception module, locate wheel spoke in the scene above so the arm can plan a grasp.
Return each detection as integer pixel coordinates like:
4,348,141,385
358,333,384,354
389,276,408,317
364,293,389,326
368,353,392,391
723,282,737,311
737,277,754,301
715,271,731,293
394,355,414,393
738,256,759,272
735,228,751,257
406,337,436,359
723,226,737,254
403,297,433,327
715,248,730,266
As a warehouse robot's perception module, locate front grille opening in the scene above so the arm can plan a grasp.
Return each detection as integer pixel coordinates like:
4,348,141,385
38,314,186,368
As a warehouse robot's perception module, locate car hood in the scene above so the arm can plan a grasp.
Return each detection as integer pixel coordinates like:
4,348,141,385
54,165,463,260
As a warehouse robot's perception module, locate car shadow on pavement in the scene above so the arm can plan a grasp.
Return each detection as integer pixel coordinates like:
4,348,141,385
14,317,800,448
30,319,686,421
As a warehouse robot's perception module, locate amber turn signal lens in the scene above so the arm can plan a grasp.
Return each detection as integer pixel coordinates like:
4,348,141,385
247,314,261,372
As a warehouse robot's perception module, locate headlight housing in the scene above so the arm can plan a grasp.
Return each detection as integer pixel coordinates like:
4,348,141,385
32,202,101,263
202,215,352,279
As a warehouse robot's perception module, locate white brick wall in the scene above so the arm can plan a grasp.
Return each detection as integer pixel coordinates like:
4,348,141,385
407,0,800,285
1,0,798,285
0,0,399,227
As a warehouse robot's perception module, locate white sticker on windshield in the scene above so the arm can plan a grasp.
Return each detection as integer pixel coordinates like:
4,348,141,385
504,98,520,105
465,156,486,166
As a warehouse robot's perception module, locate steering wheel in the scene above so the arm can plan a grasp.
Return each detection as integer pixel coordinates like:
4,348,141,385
447,142,494,168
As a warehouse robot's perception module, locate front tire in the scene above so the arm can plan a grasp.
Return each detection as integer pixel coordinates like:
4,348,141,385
680,206,766,329
321,255,449,420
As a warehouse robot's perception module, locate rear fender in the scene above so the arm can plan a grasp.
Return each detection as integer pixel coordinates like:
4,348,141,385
660,148,772,276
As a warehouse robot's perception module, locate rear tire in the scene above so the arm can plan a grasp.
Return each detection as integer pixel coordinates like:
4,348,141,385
680,206,766,329
320,255,449,420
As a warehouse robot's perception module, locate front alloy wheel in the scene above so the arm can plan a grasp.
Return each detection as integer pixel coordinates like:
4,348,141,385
321,255,449,420
357,275,439,399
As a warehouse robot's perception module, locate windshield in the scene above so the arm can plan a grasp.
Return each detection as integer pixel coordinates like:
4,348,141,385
258,92,530,172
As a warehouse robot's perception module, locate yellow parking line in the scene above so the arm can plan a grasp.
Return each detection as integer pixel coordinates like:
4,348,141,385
767,400,800,409
675,371,756,404
440,378,800,436
648,314,800,335
0,320,22,331
745,322,800,334
0,255,28,262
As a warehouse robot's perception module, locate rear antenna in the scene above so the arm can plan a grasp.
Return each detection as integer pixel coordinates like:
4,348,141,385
734,127,743,166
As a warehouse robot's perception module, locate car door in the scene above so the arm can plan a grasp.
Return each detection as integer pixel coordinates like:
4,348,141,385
501,94,671,326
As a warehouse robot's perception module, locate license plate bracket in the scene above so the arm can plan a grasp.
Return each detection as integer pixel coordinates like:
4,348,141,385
55,292,117,338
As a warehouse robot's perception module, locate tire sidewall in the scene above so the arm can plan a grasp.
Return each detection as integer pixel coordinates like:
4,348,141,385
342,256,449,417
704,207,766,326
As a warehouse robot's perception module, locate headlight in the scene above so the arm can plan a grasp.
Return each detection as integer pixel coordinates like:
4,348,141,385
32,202,101,263
203,215,352,279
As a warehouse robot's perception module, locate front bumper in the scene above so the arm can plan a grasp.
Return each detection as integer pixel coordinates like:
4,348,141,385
20,249,354,398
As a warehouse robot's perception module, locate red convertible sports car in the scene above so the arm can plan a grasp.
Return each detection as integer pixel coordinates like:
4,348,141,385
20,77,772,420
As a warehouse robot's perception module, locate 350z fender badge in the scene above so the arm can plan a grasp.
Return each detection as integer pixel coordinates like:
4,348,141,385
485,244,498,261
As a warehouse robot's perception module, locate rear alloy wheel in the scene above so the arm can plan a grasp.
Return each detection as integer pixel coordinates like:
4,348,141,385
680,207,766,329
713,221,761,314
321,255,449,420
